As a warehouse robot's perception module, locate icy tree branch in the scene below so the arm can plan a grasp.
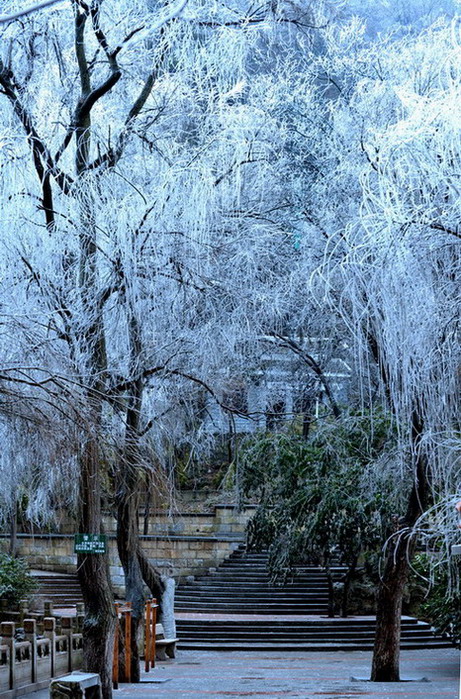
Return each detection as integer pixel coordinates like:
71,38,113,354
0,0,65,24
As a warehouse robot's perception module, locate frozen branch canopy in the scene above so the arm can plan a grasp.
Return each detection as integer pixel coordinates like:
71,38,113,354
0,0,65,24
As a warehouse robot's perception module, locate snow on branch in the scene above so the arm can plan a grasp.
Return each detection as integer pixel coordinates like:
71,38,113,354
0,0,65,24
118,0,189,53
0,0,188,34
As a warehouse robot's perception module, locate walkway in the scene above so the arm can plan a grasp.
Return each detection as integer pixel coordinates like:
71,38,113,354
23,647,459,698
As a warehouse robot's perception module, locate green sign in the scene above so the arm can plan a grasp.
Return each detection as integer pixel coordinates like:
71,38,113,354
74,534,107,554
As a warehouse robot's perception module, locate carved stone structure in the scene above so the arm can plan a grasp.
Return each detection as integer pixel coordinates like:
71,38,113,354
0,618,83,697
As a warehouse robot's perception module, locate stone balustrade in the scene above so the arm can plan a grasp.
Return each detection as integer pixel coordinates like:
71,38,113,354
0,618,83,698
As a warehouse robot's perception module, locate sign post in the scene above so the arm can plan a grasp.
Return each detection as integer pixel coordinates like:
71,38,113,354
74,534,107,554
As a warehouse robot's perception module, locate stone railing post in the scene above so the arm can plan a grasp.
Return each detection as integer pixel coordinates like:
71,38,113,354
1,621,15,690
61,617,73,672
76,603,85,634
44,617,56,677
18,600,29,626
44,601,54,618
24,619,37,683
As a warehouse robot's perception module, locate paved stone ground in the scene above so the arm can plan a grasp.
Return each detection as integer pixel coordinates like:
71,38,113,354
23,648,459,698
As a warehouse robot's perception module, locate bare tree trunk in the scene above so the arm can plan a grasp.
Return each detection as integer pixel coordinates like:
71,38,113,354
137,547,164,600
371,537,410,681
116,490,145,683
9,498,17,557
115,311,166,681
340,556,357,618
77,437,116,699
371,410,429,682
117,471,166,681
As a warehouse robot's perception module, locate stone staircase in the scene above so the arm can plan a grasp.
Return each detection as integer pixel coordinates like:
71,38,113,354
175,548,338,615
32,571,83,610
175,547,452,651
32,548,452,652
176,617,450,651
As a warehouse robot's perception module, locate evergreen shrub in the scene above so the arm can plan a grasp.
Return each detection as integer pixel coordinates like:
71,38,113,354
0,554,38,609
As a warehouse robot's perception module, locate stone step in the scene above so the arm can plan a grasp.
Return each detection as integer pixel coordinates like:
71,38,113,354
175,622,435,636
175,601,329,609
176,598,329,607
191,576,332,583
175,606,329,613
34,573,83,608
177,631,440,642
220,562,346,571
175,546,449,651
176,618,424,629
187,582,330,589
176,639,452,651
39,588,82,592
175,591,329,598
175,602,328,609
176,599,330,605
205,577,340,584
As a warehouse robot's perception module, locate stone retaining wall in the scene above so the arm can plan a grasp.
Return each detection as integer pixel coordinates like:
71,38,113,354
104,503,256,538
0,534,243,595
0,505,256,595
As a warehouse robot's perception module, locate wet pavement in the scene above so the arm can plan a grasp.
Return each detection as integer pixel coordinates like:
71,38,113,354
23,647,459,698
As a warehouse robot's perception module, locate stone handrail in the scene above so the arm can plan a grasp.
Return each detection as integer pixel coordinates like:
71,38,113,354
0,618,83,697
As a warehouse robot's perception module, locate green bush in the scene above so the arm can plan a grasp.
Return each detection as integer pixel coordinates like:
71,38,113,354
0,554,38,609
406,553,461,646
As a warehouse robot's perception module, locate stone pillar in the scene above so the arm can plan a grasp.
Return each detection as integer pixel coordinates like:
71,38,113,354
76,604,85,634
61,616,73,672
159,576,176,638
44,617,56,677
1,621,15,690
44,601,54,618
24,619,37,683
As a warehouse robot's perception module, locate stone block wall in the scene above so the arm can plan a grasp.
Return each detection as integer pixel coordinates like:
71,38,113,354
0,505,257,595
102,503,256,538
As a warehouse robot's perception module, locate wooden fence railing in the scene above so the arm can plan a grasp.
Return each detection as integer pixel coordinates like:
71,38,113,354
112,598,158,688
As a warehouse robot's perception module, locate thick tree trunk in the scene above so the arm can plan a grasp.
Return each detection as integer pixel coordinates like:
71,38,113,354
370,410,429,682
116,471,167,681
116,482,146,683
78,554,116,698
137,547,165,601
77,437,116,699
115,348,165,681
370,538,410,681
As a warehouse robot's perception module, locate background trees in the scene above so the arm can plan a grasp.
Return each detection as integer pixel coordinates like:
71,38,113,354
241,411,406,617
1,0,461,691
0,0,332,693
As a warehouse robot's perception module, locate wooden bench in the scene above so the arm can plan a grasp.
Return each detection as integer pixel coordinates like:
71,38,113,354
49,671,102,698
155,623,177,660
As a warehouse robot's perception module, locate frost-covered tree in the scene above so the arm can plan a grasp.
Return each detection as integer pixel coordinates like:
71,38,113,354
0,0,337,691
305,15,461,681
